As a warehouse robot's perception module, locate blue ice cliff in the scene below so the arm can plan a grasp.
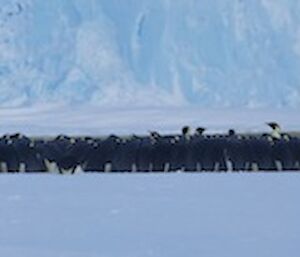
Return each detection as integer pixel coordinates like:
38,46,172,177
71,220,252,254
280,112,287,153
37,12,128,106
1,0,300,108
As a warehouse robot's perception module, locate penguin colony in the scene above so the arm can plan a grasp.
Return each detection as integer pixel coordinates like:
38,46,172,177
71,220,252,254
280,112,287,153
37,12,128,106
0,123,300,174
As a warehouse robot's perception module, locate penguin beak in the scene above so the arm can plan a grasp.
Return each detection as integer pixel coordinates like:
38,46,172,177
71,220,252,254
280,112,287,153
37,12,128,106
266,122,280,130
266,122,273,129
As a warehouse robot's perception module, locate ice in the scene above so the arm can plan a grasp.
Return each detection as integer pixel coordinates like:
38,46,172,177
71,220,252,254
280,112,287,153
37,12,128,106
1,1,300,108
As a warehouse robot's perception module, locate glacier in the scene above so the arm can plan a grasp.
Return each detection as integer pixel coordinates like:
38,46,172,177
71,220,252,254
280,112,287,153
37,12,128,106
1,0,300,108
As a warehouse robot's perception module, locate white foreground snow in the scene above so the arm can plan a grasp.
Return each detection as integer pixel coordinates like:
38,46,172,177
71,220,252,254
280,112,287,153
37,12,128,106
0,173,299,257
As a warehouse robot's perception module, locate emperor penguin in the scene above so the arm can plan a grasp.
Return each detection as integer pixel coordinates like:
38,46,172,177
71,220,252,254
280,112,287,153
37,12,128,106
267,122,281,140
149,131,161,141
195,127,206,136
182,126,191,140
148,131,163,149
228,129,236,137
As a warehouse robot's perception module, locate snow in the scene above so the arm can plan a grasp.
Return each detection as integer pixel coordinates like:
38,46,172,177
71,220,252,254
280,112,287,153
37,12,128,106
0,173,299,257
1,0,300,108
1,1,300,255
0,105,300,136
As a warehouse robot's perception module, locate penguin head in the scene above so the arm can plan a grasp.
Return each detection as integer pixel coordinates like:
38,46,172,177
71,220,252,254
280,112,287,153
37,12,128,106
267,122,280,131
2,134,9,139
149,131,161,139
108,134,120,142
149,131,160,144
182,126,191,136
228,129,236,137
195,127,206,136
266,122,281,139
55,134,70,141
9,133,23,140
84,137,94,145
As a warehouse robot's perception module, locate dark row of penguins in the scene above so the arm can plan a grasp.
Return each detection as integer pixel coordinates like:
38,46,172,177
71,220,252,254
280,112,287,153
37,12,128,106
0,122,300,174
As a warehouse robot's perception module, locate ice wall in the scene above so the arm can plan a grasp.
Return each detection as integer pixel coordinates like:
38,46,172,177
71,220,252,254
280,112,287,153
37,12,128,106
1,0,300,108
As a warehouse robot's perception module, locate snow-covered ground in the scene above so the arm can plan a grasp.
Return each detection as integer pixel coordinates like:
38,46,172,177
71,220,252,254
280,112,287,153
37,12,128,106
0,173,299,257
1,105,300,136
